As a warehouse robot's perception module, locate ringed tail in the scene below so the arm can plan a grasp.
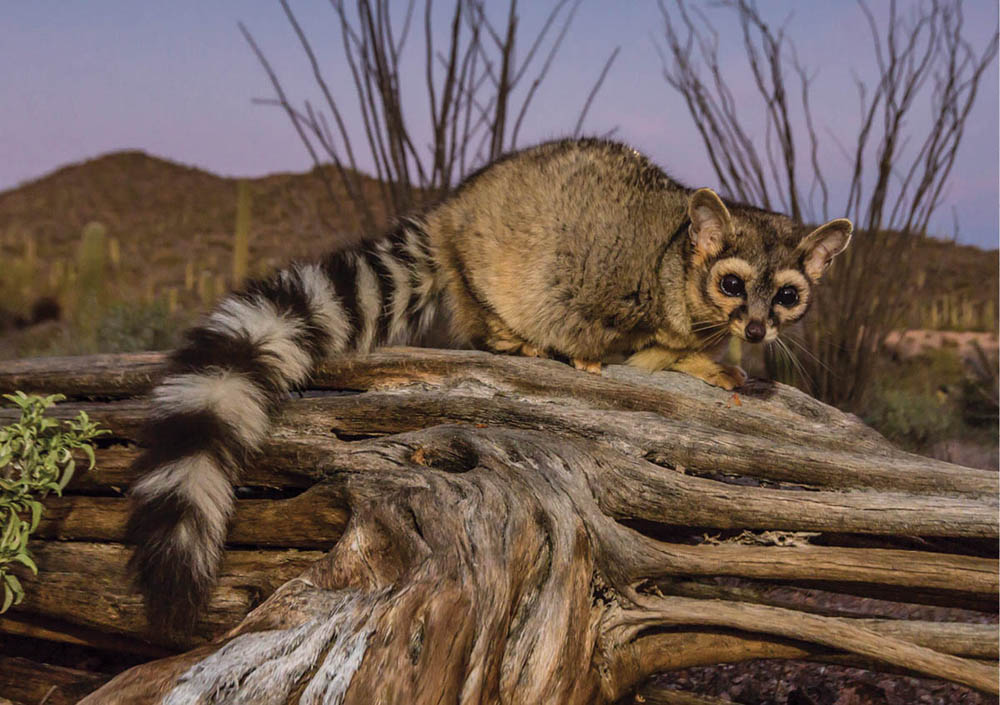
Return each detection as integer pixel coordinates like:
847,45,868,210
126,218,442,633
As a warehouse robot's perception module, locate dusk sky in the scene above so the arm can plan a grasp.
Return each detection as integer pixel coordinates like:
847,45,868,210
3,1,998,248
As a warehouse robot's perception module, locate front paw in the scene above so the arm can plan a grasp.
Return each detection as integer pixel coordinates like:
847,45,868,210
704,363,747,390
572,358,603,374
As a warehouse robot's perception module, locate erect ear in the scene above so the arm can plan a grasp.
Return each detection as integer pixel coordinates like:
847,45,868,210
687,188,733,258
797,218,853,281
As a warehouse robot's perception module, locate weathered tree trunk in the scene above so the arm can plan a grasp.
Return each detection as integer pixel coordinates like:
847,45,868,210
0,349,996,703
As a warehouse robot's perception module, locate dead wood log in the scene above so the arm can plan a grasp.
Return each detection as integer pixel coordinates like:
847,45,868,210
14,542,324,644
0,349,995,703
35,484,349,548
0,657,108,705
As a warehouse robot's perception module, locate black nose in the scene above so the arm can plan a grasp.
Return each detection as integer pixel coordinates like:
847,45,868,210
745,320,766,342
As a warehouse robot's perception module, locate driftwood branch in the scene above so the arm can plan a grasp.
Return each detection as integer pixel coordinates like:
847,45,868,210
0,349,995,702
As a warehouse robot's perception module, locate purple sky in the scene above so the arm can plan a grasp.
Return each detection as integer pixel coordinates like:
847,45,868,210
3,1,997,248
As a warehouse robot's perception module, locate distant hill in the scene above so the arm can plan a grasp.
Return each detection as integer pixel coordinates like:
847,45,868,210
0,150,996,325
0,151,391,317
907,235,999,307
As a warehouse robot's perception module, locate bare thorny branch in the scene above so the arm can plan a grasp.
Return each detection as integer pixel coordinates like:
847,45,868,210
242,0,620,234
656,0,997,409
239,21,352,234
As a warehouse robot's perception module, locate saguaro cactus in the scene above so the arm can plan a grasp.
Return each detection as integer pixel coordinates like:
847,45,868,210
107,237,121,270
232,179,252,286
77,223,107,305
74,223,108,349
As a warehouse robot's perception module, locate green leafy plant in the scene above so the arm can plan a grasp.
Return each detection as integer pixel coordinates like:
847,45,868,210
0,392,107,612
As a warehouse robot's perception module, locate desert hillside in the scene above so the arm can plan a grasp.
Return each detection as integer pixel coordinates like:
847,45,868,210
0,151,392,319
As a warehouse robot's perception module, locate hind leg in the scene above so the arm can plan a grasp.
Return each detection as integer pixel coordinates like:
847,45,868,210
482,314,603,373
482,315,551,359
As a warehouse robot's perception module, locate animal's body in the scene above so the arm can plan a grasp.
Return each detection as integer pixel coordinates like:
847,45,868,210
126,138,852,631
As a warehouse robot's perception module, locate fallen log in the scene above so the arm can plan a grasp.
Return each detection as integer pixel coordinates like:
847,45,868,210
0,657,108,705
0,349,995,703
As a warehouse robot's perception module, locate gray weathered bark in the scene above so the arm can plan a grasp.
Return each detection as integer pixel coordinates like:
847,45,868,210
0,349,995,702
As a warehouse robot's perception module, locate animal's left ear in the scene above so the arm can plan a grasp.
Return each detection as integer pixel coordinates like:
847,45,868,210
797,218,853,281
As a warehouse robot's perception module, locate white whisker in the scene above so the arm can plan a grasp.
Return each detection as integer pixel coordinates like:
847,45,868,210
784,334,836,378
774,337,813,390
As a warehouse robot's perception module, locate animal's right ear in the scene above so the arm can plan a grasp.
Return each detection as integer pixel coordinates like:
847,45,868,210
688,188,732,259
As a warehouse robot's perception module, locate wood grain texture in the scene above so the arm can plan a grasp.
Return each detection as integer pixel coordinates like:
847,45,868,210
14,542,324,647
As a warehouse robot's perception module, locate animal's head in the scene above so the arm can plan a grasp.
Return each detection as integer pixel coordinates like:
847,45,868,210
681,188,852,344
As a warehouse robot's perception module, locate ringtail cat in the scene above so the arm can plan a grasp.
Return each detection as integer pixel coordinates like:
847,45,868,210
127,138,851,631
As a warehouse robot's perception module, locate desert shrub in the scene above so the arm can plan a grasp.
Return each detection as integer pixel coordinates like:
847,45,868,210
0,308,27,335
29,296,61,325
959,342,999,428
862,346,998,452
11,299,185,358
863,388,959,450
94,300,182,353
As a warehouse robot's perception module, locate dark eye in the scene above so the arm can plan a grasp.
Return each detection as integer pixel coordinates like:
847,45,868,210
774,286,799,307
720,274,745,297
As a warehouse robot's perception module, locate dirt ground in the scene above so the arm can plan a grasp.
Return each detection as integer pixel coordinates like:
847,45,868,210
652,659,996,704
